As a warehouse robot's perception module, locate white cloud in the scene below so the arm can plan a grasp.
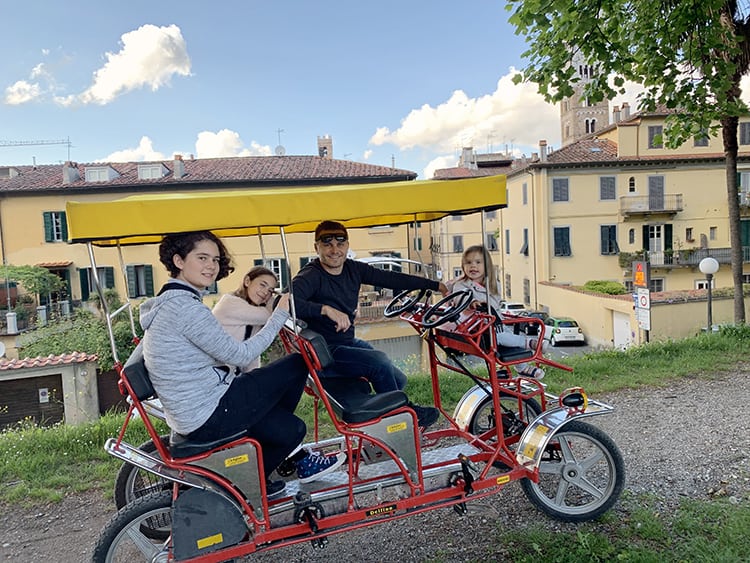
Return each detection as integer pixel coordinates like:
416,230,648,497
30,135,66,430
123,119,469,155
102,136,166,162
363,149,373,160
4,80,41,105
195,129,272,158
423,155,457,180
369,69,560,155
57,24,190,107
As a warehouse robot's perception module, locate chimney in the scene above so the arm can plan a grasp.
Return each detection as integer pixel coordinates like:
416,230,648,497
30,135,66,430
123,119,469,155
539,139,548,162
612,105,621,123
622,102,631,119
317,135,333,159
173,154,185,179
62,161,80,184
460,147,476,168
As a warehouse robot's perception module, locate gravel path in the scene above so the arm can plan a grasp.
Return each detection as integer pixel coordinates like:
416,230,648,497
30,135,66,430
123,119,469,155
1,370,748,562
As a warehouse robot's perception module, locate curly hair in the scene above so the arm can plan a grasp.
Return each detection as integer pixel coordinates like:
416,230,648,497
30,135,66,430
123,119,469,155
158,231,234,281
232,265,278,301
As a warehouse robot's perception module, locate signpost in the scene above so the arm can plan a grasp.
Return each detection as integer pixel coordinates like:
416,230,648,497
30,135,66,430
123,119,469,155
633,261,651,339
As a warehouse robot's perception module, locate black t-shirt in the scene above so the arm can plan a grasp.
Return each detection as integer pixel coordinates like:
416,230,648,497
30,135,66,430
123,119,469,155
292,259,439,347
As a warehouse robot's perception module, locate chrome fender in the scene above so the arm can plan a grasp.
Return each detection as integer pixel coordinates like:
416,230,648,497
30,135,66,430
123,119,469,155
452,384,491,431
515,400,615,470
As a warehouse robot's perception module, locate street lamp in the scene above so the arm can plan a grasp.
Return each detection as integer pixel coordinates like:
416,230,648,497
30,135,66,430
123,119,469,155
699,256,719,331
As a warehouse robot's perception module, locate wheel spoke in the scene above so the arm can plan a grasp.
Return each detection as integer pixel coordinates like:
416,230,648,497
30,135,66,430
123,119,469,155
578,449,605,472
125,525,163,558
574,475,606,499
553,478,571,505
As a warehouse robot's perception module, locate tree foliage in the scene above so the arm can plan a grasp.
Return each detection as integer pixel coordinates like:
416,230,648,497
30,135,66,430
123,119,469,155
0,265,64,304
18,308,141,372
507,0,750,322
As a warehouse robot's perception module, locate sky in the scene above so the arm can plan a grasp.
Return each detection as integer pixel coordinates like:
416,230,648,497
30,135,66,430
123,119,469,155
0,1,702,179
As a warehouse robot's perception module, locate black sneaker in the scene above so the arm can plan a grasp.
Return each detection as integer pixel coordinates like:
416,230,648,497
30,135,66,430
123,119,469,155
266,478,286,499
408,402,439,428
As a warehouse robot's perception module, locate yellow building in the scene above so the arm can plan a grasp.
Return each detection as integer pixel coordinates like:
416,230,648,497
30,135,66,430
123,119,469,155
0,155,418,316
434,107,750,347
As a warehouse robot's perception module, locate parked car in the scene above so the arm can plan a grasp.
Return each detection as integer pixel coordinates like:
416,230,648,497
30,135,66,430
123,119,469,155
522,311,549,336
498,302,528,315
543,316,586,346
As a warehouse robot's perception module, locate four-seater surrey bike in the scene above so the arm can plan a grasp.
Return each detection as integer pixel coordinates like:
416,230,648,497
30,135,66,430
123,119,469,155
64,176,624,563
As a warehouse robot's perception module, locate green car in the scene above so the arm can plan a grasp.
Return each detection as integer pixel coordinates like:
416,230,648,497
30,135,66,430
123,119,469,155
543,316,586,346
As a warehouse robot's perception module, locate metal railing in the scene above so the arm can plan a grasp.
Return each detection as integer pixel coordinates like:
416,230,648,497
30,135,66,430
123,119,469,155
620,194,683,214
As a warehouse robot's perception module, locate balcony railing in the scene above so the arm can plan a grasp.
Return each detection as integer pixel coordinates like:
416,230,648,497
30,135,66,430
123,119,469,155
620,194,683,215
620,246,748,269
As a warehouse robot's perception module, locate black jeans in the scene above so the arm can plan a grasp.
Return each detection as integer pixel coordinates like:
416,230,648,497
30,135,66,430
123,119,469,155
188,353,308,477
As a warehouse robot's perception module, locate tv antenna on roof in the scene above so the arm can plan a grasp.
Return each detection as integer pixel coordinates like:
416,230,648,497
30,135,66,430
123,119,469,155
0,137,73,161
275,128,285,156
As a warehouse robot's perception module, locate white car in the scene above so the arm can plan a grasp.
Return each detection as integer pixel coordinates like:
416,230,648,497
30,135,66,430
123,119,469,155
499,302,528,315
543,316,586,346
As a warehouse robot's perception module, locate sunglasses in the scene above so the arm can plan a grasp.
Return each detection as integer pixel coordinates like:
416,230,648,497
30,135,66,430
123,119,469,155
316,234,348,244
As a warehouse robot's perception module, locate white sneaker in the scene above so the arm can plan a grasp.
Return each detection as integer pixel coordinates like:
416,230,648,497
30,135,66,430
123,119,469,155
516,363,545,379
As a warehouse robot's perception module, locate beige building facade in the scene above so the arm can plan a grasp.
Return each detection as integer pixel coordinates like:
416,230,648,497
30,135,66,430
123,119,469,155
434,107,750,348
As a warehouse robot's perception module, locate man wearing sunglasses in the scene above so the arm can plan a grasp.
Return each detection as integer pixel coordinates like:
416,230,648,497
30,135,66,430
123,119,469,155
292,220,449,429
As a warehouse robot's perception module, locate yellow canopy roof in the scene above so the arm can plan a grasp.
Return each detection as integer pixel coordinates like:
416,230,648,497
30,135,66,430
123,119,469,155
66,175,506,246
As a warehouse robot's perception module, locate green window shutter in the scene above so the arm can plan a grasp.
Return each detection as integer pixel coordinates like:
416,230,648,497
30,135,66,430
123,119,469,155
126,265,136,298
600,226,609,254
254,259,263,266
60,211,68,241
741,220,750,246
300,256,311,268
79,269,90,301
145,265,154,296
43,212,53,242
280,258,289,289
664,224,673,251
642,225,649,251
105,267,115,289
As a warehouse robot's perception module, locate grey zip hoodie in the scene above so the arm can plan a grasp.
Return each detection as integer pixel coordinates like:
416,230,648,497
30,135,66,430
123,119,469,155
140,281,290,434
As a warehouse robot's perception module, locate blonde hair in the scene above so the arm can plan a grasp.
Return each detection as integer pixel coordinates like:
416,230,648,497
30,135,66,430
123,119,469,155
461,245,498,295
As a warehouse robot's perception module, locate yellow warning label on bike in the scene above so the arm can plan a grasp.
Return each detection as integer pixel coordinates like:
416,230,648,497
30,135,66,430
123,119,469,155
387,422,407,433
520,424,550,460
496,475,511,485
196,532,223,549
225,454,249,467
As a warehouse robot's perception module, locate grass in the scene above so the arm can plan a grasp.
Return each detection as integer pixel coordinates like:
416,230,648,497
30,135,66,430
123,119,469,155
1,326,749,559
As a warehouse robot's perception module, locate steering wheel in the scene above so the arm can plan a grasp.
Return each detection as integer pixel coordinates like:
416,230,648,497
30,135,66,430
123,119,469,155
384,288,427,318
420,289,474,329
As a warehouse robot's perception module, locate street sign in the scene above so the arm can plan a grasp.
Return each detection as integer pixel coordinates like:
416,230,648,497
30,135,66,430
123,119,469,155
633,261,649,288
635,287,651,331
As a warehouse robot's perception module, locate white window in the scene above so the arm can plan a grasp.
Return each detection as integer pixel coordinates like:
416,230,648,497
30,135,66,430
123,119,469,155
85,166,119,182
137,164,167,180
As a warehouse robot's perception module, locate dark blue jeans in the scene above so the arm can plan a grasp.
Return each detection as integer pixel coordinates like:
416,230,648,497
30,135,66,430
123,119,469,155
324,338,408,393
188,353,308,477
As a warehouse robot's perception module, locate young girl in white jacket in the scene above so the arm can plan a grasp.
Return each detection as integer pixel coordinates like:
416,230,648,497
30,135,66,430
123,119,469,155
447,245,545,379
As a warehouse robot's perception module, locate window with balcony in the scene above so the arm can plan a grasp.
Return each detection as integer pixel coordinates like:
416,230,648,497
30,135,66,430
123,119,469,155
629,176,636,193
553,226,571,256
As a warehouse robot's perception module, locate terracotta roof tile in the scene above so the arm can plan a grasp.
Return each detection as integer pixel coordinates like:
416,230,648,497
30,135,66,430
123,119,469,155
0,155,417,195
0,351,98,371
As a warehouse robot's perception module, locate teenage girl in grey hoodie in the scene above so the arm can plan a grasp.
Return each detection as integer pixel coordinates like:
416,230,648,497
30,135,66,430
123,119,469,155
140,231,343,496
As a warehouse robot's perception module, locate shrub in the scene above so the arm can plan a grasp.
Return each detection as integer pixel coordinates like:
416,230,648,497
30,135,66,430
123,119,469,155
583,280,628,295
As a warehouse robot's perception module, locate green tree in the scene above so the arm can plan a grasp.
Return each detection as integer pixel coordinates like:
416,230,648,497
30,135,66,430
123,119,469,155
18,309,140,371
507,0,750,323
0,265,64,306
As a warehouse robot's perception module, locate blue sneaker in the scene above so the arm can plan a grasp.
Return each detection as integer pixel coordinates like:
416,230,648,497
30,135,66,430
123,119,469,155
296,451,345,483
